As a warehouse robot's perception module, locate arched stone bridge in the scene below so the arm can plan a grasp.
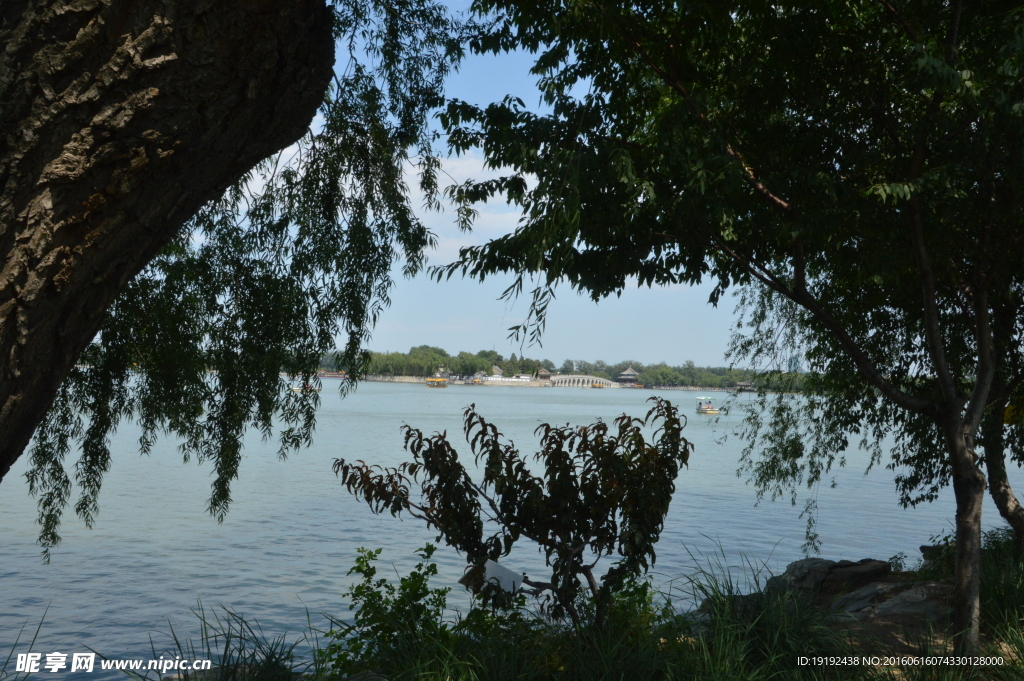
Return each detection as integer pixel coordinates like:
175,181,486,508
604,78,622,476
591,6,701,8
550,375,616,388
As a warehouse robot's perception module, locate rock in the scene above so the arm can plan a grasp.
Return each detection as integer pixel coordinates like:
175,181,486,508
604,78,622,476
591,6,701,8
864,582,951,623
832,582,902,614
765,556,889,597
832,580,952,623
821,559,890,594
695,555,950,635
765,558,836,594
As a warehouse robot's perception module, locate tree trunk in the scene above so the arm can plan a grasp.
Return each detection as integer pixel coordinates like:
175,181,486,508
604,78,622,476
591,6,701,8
946,421,987,653
0,0,334,484
983,418,1024,551
980,381,1024,550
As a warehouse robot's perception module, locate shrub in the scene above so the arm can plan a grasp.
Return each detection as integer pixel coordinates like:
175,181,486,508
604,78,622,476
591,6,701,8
334,398,691,628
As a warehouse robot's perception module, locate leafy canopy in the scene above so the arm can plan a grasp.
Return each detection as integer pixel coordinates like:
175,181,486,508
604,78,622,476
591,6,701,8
435,0,1024,547
25,0,467,558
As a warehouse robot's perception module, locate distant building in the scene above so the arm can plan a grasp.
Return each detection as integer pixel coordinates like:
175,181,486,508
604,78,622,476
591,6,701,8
491,365,504,377
617,366,639,385
537,368,551,381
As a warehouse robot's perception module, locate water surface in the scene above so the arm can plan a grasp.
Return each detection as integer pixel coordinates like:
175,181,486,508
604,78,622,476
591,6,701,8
2,382,1018,676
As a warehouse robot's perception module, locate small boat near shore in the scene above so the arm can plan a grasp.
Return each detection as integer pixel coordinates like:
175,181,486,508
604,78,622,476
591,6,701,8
426,377,448,388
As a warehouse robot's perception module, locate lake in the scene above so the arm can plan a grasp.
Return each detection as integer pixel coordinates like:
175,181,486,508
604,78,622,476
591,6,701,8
2,381,1019,676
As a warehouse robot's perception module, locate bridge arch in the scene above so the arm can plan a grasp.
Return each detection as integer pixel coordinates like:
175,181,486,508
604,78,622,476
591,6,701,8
550,374,615,388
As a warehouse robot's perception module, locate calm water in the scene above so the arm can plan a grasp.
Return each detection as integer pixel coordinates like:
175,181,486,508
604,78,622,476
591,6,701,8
2,382,1020,675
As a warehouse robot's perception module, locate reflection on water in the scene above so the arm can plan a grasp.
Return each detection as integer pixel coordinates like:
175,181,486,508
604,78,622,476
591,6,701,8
1,382,1018,673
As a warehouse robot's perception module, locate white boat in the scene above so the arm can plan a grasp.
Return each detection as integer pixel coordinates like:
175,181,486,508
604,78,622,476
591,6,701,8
696,396,719,415
290,384,320,393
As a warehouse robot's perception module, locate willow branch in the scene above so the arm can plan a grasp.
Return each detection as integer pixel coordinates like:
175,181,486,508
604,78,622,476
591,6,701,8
659,229,938,417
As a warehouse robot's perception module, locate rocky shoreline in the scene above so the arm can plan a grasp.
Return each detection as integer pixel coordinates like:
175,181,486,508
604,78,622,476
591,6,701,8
763,553,951,622
689,545,956,654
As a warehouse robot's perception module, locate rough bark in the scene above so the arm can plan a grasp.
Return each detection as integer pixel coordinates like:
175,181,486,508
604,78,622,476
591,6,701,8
981,378,1024,550
984,429,1024,549
945,420,987,654
0,0,335,484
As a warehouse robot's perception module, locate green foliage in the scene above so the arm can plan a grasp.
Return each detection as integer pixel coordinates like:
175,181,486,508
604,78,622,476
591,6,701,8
887,552,908,573
320,544,460,678
440,0,1024,315
363,347,781,387
334,398,691,626
24,0,468,558
980,526,1024,631
633,362,770,390
141,604,309,681
366,346,456,376
364,346,556,377
316,546,875,681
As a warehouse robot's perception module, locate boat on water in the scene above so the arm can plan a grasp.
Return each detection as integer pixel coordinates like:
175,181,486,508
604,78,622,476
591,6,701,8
426,377,448,388
696,396,719,415
290,384,320,393
591,382,605,389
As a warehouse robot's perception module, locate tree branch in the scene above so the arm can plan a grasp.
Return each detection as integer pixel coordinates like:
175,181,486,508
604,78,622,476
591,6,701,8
785,280,939,418
690,233,937,416
910,203,959,404
521,576,555,592
948,0,964,61
654,225,939,416
580,565,600,600
724,146,795,214
964,280,995,435
872,0,920,42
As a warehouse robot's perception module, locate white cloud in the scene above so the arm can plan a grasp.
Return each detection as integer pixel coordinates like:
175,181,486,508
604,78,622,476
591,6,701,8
405,151,531,264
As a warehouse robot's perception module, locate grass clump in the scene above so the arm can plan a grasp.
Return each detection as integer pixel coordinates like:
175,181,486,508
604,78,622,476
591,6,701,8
138,603,313,680
979,527,1024,633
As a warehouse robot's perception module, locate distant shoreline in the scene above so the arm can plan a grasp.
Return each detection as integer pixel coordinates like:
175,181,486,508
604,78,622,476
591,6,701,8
362,374,551,387
356,374,742,392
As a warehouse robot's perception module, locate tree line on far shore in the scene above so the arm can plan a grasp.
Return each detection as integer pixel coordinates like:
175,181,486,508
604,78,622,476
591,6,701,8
323,345,802,390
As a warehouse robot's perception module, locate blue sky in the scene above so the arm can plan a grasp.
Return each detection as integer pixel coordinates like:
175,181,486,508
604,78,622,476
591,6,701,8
365,28,740,367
